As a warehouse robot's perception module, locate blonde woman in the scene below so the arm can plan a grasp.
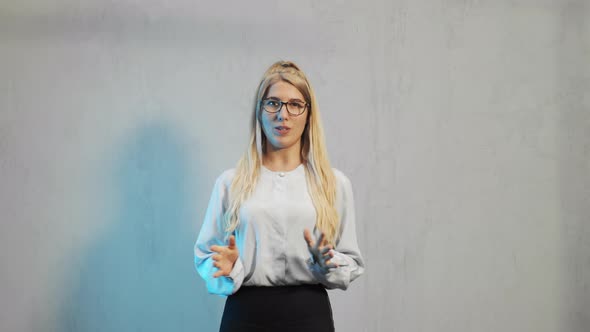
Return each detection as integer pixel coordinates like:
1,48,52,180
194,60,365,332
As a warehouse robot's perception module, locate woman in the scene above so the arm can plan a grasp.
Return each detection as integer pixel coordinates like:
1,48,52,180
194,60,365,332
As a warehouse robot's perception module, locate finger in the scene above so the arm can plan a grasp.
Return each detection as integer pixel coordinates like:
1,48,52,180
324,259,338,269
320,246,331,255
315,233,325,250
210,245,221,253
213,270,226,278
212,254,222,261
228,235,236,249
320,235,328,247
303,229,314,247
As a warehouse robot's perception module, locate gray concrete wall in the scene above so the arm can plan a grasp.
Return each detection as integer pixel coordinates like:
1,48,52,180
0,1,588,331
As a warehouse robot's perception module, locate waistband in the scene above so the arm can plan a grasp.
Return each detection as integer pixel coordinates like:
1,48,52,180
236,283,326,294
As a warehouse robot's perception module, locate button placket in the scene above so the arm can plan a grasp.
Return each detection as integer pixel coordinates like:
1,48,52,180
271,172,288,279
274,173,286,192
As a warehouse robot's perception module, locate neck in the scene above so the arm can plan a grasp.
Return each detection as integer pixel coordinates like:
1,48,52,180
263,141,303,171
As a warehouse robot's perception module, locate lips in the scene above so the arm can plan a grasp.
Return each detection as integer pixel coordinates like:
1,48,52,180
274,125,291,135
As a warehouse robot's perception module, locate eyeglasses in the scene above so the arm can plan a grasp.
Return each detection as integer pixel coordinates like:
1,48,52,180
261,98,308,116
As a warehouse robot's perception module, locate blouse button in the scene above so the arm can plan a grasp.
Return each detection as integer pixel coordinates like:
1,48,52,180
278,172,285,177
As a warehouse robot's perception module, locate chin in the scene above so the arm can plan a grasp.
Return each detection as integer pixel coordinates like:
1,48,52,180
269,139,296,150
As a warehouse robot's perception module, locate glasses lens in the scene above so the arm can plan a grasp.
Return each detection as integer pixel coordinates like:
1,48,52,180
287,102,305,115
262,99,280,112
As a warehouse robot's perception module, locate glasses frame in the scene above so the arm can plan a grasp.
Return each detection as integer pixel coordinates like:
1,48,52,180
261,98,308,117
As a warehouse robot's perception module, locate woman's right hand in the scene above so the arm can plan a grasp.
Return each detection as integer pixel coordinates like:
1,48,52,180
210,235,239,278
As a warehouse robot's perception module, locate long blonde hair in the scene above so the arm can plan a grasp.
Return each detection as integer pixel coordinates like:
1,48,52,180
224,60,339,245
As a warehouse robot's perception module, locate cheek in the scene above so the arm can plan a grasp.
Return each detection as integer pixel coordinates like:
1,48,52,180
261,116,282,142
295,118,308,135
259,114,273,135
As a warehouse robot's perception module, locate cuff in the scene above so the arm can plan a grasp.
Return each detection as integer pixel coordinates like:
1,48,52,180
229,257,244,280
330,250,351,267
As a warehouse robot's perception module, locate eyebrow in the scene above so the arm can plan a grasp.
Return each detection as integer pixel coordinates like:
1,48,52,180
266,96,305,102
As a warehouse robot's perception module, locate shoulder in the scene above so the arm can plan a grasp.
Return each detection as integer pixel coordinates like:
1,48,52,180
214,168,237,188
331,168,355,211
331,167,353,191
332,167,351,184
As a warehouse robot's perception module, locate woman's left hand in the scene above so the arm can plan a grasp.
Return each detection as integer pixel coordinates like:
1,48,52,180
304,228,338,272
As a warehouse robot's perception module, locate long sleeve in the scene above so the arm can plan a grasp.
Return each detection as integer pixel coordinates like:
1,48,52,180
194,171,245,296
309,170,365,290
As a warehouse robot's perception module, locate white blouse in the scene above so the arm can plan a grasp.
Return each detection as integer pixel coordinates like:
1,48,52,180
193,164,365,296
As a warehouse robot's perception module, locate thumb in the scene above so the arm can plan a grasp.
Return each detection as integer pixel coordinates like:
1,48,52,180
228,235,236,249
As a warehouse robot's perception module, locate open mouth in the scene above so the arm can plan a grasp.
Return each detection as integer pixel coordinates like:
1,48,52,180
274,126,291,135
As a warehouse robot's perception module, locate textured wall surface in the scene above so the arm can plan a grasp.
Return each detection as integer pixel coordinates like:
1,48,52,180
0,1,588,331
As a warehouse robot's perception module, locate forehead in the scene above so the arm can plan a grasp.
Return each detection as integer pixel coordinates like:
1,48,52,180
265,81,305,100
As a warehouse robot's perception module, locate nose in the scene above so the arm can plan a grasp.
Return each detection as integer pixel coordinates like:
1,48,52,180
276,103,289,120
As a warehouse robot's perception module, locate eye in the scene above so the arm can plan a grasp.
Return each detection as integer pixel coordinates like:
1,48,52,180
289,102,304,109
265,100,279,107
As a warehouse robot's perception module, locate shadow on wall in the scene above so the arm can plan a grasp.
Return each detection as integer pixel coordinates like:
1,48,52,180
56,122,224,332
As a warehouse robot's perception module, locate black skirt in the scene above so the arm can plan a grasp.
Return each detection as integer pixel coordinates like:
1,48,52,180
219,284,335,332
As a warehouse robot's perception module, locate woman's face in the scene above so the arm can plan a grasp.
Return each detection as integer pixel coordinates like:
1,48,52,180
259,80,308,152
